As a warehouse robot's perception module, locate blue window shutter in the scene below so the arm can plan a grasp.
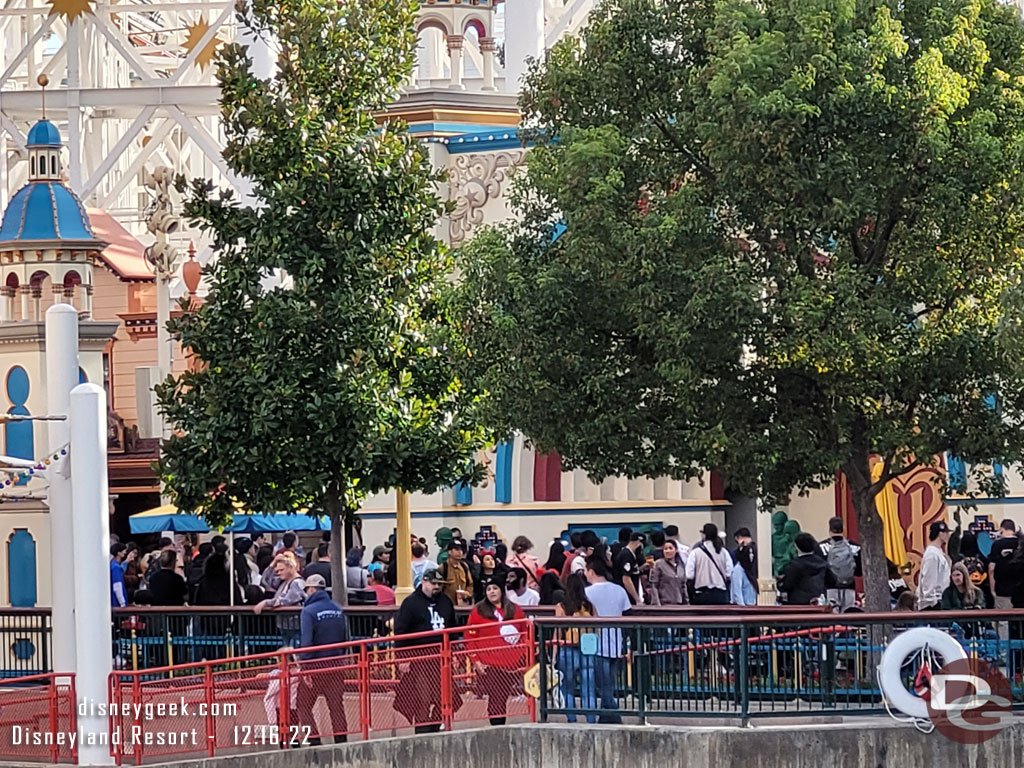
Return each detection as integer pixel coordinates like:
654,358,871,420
7,530,37,607
494,441,513,504
983,395,1004,477
455,460,473,505
947,454,967,493
5,367,33,484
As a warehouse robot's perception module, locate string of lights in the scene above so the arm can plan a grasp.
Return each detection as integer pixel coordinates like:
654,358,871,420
0,445,68,490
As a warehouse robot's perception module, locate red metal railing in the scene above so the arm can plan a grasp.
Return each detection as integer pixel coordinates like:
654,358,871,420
108,620,535,765
0,672,77,764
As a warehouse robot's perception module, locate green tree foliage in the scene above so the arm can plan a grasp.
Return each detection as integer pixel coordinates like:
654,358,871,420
157,0,487,596
454,0,1024,610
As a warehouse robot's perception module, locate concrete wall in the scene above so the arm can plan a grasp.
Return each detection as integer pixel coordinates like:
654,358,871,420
99,722,1024,768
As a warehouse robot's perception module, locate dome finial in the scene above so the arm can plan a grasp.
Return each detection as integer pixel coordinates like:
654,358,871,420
37,75,49,119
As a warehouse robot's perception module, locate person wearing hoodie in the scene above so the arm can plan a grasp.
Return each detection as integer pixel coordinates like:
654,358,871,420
345,548,368,592
296,574,349,745
465,578,527,725
778,533,827,605
393,568,457,733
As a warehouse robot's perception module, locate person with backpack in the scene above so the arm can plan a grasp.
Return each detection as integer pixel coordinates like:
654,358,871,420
778,533,827,605
439,538,476,606
818,517,861,612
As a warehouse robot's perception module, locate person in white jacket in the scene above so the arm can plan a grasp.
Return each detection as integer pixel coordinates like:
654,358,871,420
917,521,951,611
686,523,733,605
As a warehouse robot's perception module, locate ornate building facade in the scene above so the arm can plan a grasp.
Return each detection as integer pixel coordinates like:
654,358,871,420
0,0,1013,606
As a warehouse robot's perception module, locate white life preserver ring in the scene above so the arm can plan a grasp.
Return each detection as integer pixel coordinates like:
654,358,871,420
878,627,968,720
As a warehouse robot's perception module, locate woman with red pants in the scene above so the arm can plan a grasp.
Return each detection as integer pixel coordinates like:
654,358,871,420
465,578,527,725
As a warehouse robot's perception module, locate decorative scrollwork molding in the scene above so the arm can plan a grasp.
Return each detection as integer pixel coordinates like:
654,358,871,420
448,150,524,245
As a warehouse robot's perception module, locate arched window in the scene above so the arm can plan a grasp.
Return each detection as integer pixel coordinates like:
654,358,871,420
7,530,37,608
30,156,36,176
50,155,57,176
4,367,33,476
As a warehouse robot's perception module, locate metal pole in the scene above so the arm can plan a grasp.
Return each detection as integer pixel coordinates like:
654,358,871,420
228,530,235,607
755,495,776,605
394,489,412,603
739,624,750,725
70,382,114,765
45,304,78,675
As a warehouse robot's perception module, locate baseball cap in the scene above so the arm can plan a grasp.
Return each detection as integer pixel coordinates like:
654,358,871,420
929,521,950,538
447,537,467,552
629,532,646,543
367,562,385,576
421,567,447,584
372,544,392,559
305,574,327,589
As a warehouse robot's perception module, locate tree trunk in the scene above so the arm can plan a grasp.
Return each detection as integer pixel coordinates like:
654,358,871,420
325,487,348,606
844,451,890,614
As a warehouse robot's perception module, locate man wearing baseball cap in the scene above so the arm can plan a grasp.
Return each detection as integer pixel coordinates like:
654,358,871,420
393,567,457,732
917,521,951,611
296,574,349,744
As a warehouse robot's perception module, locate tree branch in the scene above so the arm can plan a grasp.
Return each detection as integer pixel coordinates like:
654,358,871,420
849,229,865,264
652,118,715,181
866,208,902,272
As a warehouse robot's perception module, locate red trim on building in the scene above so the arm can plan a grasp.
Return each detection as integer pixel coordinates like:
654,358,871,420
533,452,562,501
709,470,725,501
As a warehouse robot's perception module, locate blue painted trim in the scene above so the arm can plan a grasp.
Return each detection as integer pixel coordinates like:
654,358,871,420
407,123,516,135
358,503,726,519
445,133,527,153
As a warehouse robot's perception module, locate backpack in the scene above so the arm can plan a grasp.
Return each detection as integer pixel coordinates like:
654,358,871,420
826,538,856,587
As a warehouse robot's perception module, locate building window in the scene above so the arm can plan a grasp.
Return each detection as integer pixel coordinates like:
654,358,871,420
7,530,37,608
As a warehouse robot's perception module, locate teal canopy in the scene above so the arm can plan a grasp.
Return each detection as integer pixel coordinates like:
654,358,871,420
129,510,329,535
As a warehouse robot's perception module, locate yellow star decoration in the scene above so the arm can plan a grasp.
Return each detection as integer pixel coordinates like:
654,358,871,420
46,0,95,20
182,17,224,71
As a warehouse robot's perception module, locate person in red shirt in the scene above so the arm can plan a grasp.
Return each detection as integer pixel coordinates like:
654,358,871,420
366,563,396,606
464,578,527,725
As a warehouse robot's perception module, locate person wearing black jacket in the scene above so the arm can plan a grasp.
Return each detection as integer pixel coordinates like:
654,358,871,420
778,534,827,606
193,546,243,658
393,568,457,733
295,575,348,745
148,550,188,606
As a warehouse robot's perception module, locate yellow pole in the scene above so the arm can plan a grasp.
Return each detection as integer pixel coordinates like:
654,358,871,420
395,489,413,604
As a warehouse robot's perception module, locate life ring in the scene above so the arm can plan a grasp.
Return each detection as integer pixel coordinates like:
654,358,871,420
878,627,968,720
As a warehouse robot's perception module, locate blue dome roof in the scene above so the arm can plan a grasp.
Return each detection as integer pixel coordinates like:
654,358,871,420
26,120,61,148
0,182,100,246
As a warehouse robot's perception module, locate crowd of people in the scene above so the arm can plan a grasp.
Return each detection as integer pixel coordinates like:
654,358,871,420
104,514,1024,733
109,515,1024,618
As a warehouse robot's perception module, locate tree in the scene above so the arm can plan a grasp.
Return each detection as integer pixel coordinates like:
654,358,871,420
157,0,487,600
453,0,1024,611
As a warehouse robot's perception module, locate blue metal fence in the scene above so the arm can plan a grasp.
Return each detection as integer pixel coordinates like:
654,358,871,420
535,611,1024,722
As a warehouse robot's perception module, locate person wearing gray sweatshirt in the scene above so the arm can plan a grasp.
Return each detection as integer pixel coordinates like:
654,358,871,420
254,553,307,646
